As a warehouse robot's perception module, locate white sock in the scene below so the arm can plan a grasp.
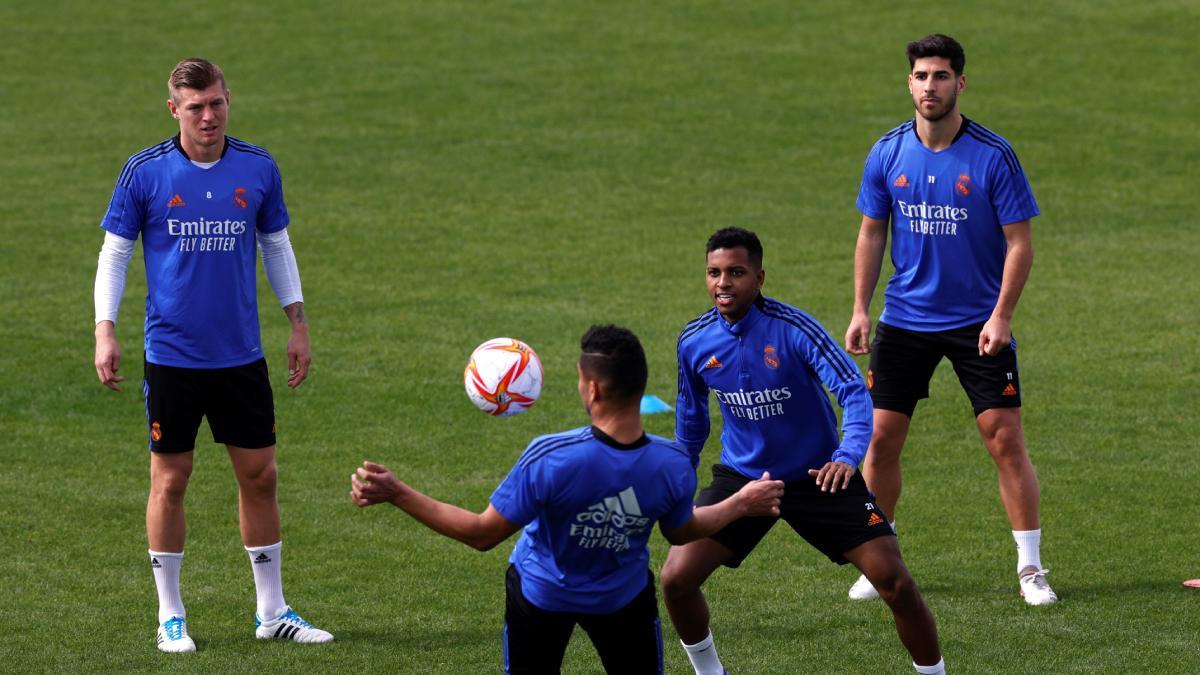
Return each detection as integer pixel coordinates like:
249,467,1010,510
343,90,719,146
914,657,945,674
1012,529,1043,573
245,541,287,620
682,632,724,675
149,550,185,623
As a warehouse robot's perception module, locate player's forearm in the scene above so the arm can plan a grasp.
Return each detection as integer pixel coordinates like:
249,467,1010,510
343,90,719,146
667,496,747,545
852,224,887,314
392,488,497,551
992,237,1032,321
283,302,308,332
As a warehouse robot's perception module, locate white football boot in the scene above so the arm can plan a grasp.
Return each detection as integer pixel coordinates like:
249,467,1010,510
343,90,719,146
155,616,196,653
255,606,333,643
1019,567,1059,605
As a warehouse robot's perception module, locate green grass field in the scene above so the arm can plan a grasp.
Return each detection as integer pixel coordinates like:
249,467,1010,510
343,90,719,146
2,0,1198,672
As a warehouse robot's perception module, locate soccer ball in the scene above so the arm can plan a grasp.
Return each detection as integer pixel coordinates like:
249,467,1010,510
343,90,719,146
464,338,543,416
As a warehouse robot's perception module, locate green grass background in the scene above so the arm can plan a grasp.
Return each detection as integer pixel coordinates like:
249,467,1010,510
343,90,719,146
2,0,1197,672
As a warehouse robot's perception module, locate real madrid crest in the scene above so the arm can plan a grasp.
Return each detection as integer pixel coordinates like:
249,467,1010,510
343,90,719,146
763,345,779,369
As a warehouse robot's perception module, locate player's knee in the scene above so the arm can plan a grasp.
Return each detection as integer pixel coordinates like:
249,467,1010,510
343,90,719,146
239,460,278,496
876,570,920,608
150,469,190,502
659,561,698,602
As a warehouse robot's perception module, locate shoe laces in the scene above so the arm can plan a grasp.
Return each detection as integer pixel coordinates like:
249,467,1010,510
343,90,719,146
1020,568,1051,588
163,616,186,640
281,608,313,628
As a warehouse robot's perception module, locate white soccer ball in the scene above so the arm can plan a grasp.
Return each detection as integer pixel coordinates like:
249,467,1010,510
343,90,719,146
464,338,543,416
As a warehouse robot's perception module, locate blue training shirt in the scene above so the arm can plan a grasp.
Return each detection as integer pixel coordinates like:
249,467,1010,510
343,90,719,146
857,118,1039,331
99,135,289,368
490,426,696,614
676,296,873,482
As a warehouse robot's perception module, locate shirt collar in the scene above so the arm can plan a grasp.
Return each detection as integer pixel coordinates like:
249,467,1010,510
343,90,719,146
721,295,765,336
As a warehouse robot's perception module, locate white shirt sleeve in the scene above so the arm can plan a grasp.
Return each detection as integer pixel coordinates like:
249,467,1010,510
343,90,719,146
94,231,136,325
258,227,304,308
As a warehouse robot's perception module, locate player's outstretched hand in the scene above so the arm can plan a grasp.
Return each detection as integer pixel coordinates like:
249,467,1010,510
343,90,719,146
845,312,872,355
350,461,406,507
734,471,784,517
808,461,856,493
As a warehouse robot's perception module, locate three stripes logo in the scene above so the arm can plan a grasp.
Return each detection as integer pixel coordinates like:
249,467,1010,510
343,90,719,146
272,623,302,640
150,557,162,569
1002,383,1018,396
704,355,722,370
253,552,272,564
867,512,885,527
893,174,909,188
167,194,186,208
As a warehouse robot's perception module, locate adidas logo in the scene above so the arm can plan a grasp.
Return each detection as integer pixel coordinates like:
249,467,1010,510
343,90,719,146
893,174,909,188
167,194,186,208
704,355,722,369
1002,383,1018,396
150,557,162,568
867,512,885,527
253,553,272,564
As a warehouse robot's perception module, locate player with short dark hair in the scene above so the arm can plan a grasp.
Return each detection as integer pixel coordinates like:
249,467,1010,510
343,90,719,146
663,228,944,674
350,325,784,674
93,58,330,652
844,34,1056,605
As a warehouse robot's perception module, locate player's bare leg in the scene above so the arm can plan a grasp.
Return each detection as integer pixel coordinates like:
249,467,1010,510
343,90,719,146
976,407,1056,604
845,537,941,668
148,451,194,551
862,409,912,521
228,444,332,641
852,409,910,600
976,408,1039,530
661,539,735,674
227,445,281,546
147,451,196,652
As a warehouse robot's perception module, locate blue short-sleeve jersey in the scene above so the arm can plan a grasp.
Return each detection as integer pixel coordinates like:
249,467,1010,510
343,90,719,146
99,135,289,368
489,426,696,614
856,118,1039,331
675,297,873,481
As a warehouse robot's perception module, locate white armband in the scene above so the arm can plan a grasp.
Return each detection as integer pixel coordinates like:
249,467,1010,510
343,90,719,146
94,231,136,325
258,227,304,308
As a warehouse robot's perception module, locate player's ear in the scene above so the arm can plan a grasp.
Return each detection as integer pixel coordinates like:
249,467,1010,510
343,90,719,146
167,98,179,119
756,267,765,290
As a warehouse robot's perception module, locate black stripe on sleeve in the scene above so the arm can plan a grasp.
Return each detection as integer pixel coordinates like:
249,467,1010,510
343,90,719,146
517,429,592,469
964,122,1021,175
759,299,858,383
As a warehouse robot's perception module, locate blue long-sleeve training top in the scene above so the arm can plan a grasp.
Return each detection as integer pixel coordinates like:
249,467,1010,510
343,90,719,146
676,295,873,482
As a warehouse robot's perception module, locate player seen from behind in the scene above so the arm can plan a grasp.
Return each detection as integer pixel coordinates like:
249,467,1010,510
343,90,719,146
350,325,784,674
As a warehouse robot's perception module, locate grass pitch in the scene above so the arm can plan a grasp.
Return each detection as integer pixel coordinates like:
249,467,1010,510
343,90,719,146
1,1,1197,672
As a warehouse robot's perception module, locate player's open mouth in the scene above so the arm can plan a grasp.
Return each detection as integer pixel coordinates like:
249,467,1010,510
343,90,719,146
715,293,734,304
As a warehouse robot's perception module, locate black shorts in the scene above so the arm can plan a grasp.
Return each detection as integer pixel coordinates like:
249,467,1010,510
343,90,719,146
502,565,662,675
696,464,894,567
142,359,276,453
868,320,1022,417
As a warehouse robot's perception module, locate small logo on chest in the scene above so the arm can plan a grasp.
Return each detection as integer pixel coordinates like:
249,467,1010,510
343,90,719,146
233,187,249,208
955,174,971,196
763,345,780,369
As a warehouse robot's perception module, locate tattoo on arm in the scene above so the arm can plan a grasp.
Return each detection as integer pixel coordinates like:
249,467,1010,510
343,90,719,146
284,302,307,325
